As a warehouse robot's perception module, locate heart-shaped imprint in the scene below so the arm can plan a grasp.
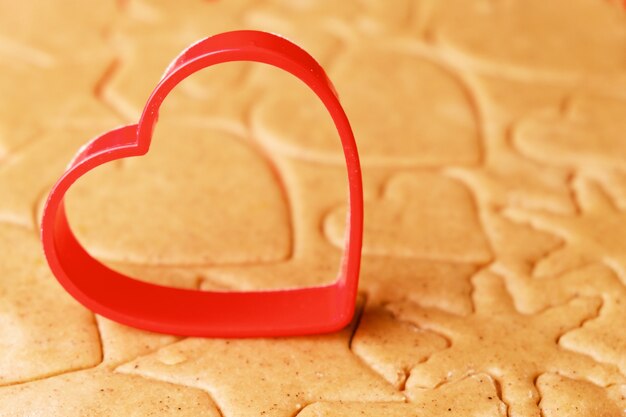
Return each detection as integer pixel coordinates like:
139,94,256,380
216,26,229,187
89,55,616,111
65,121,292,266
252,43,480,167
325,172,491,263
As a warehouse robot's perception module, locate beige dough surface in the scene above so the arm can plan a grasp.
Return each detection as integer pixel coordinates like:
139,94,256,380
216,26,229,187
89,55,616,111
0,1,625,416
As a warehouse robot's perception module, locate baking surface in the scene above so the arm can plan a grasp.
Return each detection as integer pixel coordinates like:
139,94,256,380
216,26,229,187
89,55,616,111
1,0,626,416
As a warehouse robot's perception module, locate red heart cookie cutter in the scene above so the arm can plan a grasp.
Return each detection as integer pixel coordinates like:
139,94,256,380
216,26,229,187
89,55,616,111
40,30,363,337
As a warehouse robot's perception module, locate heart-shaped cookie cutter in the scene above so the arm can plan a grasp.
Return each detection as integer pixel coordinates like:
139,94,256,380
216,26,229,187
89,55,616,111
40,30,363,337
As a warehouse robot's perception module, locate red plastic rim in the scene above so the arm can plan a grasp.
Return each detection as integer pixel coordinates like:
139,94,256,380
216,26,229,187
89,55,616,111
40,30,363,337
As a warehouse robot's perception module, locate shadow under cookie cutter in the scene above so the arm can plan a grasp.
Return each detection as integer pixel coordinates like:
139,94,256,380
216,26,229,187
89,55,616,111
40,30,364,337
